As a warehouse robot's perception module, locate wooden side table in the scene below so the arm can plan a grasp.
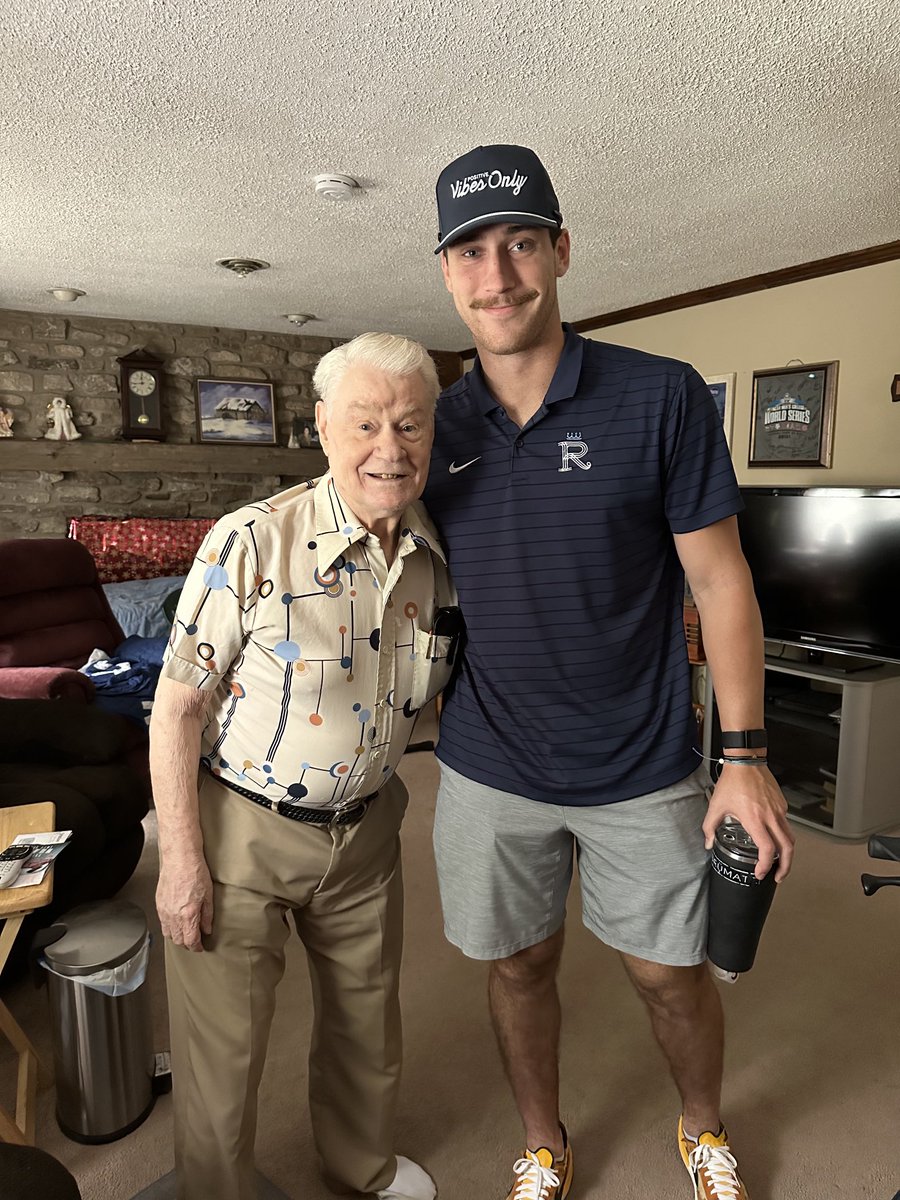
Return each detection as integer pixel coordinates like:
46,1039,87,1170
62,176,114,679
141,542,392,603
0,802,55,1146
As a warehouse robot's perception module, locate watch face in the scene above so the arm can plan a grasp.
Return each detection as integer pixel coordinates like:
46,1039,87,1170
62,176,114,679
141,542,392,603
128,369,157,396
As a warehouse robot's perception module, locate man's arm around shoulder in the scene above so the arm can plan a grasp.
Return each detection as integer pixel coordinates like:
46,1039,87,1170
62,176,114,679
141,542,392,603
150,677,214,952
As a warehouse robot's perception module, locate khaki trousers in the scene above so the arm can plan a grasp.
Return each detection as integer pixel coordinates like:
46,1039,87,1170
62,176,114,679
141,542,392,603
165,772,408,1200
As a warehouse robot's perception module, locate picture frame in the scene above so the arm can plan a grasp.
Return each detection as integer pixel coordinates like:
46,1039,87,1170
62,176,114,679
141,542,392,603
703,373,736,449
195,379,277,445
288,415,321,449
748,361,838,468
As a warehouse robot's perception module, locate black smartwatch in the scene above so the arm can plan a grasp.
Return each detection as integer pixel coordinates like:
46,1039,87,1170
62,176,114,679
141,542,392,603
721,729,768,750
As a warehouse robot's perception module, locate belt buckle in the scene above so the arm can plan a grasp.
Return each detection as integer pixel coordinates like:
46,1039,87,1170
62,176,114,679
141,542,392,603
331,798,365,827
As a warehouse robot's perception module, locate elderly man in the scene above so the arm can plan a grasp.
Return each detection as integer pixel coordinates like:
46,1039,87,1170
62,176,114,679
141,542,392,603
151,333,456,1200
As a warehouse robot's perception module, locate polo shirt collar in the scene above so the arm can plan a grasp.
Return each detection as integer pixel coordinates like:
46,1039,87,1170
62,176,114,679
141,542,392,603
544,324,584,406
313,473,447,573
466,323,584,413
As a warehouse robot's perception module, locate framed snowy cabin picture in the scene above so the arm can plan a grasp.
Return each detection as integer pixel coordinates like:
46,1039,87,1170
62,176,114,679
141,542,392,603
195,379,277,445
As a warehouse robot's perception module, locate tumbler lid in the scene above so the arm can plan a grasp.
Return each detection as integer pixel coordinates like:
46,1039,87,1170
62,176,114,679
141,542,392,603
714,820,761,867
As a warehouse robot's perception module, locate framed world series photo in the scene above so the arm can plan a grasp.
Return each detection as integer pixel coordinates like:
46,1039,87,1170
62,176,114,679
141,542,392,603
748,361,839,468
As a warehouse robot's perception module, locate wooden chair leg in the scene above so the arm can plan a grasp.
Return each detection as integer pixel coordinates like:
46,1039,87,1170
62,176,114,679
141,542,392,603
0,914,41,1147
0,1002,39,1145
0,1103,27,1145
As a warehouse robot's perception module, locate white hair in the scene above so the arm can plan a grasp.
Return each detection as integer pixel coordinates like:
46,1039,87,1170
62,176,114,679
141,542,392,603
313,332,440,409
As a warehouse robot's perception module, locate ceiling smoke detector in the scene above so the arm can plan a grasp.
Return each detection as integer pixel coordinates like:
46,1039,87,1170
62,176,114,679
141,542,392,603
283,313,316,327
314,174,360,202
47,287,85,303
216,258,271,277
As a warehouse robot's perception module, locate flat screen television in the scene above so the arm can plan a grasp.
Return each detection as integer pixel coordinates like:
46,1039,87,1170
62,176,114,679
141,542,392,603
737,487,900,665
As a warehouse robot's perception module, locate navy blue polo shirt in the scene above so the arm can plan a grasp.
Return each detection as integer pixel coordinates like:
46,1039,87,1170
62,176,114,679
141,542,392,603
422,324,742,806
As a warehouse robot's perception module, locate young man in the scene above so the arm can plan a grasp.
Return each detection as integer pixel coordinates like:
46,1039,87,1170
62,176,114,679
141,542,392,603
422,145,795,1200
152,334,456,1200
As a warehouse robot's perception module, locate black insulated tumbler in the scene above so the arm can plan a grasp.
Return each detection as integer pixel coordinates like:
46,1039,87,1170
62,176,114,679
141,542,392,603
707,819,778,975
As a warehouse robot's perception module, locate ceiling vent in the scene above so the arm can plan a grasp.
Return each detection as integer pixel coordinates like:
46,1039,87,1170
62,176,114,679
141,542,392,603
216,258,271,277
314,174,360,202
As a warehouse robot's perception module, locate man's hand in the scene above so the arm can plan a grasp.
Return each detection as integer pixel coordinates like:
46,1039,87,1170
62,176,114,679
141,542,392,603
156,851,214,952
702,764,795,883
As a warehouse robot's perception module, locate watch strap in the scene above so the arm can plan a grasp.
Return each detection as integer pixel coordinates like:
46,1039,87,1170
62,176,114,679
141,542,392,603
721,729,768,749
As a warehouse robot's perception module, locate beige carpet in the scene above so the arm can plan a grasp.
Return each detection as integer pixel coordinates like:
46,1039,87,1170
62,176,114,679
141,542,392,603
2,729,899,1199
131,1169,289,1199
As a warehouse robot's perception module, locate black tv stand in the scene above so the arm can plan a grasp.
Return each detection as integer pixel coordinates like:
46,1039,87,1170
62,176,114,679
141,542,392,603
706,642,900,837
765,643,885,677
805,650,882,675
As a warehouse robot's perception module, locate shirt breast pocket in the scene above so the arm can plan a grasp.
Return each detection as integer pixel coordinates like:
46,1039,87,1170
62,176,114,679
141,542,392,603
409,628,456,711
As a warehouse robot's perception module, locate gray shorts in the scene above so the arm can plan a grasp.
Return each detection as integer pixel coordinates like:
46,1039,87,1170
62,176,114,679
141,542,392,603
433,763,712,966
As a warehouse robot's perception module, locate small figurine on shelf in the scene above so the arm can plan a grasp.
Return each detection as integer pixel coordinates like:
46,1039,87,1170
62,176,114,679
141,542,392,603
44,396,82,441
0,408,13,437
287,416,302,449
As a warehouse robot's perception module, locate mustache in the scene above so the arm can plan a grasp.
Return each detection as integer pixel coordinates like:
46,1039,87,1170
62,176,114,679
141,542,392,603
470,289,539,311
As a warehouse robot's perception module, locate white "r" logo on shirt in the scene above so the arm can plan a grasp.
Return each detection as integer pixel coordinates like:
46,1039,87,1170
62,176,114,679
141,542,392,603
558,440,592,472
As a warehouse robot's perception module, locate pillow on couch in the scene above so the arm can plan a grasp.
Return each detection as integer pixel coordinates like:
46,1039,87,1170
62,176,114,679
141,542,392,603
68,517,214,583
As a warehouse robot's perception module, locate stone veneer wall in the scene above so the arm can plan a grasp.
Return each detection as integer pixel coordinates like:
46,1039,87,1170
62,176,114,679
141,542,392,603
0,308,336,537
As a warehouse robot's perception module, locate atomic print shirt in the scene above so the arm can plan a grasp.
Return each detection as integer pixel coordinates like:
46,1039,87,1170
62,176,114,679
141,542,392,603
160,474,453,813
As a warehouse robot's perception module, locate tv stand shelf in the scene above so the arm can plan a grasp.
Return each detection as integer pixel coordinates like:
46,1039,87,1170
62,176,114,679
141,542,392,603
708,645,900,839
763,653,890,684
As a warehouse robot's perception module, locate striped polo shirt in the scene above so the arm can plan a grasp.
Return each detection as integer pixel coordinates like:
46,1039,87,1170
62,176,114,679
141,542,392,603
422,325,742,806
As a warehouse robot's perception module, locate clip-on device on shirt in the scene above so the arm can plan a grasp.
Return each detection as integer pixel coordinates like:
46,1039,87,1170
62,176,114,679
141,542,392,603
408,606,465,753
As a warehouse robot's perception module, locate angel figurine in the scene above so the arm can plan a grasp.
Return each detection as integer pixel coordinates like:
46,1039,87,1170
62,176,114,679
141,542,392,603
0,407,13,437
45,396,82,441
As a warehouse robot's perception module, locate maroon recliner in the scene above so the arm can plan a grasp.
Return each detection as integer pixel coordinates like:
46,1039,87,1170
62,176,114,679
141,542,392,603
0,537,128,699
0,538,151,982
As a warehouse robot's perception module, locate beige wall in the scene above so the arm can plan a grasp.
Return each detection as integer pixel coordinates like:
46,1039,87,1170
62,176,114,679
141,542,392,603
583,259,900,487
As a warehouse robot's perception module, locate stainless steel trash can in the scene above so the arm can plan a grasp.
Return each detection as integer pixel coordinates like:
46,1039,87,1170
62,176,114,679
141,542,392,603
42,899,155,1143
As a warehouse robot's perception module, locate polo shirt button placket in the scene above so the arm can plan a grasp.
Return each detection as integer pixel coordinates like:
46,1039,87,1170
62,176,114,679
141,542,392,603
512,434,528,481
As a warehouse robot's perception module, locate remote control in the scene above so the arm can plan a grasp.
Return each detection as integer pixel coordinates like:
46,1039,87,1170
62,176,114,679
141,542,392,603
0,844,32,889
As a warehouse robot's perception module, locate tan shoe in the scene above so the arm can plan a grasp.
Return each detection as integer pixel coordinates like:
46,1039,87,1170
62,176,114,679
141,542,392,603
677,1115,749,1199
505,1125,573,1200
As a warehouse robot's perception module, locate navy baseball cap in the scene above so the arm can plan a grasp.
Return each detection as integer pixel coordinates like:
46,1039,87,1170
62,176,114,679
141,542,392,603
434,144,563,254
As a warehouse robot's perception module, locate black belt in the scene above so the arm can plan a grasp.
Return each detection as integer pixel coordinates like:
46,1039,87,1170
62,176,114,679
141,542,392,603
211,772,375,827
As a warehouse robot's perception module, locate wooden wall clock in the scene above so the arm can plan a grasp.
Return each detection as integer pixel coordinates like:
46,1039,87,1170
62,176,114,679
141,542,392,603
117,349,166,440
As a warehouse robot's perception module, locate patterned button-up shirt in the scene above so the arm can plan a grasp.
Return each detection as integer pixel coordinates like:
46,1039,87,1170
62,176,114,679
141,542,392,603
160,474,453,813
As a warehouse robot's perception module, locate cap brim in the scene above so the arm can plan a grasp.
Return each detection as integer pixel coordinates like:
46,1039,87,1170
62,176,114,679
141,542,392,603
434,212,560,254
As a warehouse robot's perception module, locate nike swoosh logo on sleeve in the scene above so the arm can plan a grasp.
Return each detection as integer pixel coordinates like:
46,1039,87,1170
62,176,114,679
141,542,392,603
448,457,481,474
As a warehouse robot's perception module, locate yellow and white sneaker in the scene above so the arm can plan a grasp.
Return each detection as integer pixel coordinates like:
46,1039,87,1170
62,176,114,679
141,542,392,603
505,1126,573,1200
677,1116,749,1199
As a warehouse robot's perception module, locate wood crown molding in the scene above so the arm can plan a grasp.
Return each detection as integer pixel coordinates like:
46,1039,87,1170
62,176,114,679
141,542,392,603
459,239,900,358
